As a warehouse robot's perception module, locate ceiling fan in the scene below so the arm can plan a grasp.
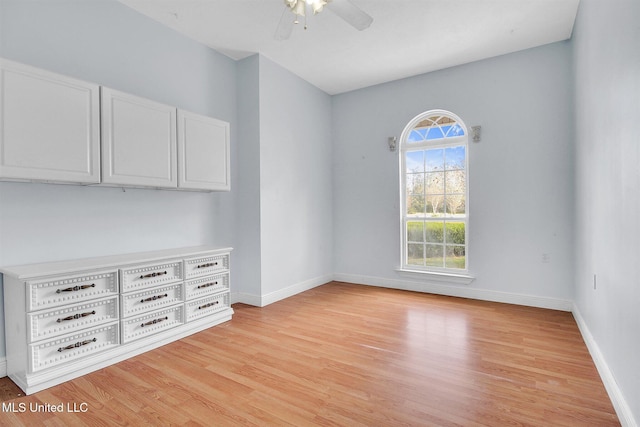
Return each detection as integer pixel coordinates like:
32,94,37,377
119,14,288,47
275,0,373,40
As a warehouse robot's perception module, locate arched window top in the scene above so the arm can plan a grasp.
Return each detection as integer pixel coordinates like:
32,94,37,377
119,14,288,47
403,110,467,146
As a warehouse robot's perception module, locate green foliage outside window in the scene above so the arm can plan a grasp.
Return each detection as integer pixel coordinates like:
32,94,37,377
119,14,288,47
407,221,466,268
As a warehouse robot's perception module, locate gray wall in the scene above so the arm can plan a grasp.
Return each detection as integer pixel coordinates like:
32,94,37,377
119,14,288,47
258,56,333,299
234,55,262,301
573,0,640,423
332,42,575,305
234,55,333,304
0,0,237,357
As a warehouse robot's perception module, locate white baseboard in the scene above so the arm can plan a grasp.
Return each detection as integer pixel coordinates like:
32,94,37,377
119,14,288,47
333,272,574,311
260,274,332,307
230,274,332,307
230,291,261,306
0,357,6,378
232,273,573,311
572,304,637,427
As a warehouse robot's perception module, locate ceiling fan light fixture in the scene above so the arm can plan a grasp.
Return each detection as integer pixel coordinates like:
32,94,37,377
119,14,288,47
307,0,328,15
276,0,372,39
284,0,328,17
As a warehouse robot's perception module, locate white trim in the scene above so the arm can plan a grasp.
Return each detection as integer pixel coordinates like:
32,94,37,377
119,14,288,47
333,272,573,311
572,304,638,427
230,291,262,307
0,357,6,378
260,274,332,307
230,274,332,307
396,268,475,285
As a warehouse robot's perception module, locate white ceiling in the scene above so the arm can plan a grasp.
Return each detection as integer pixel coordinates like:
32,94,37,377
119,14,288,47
118,0,580,95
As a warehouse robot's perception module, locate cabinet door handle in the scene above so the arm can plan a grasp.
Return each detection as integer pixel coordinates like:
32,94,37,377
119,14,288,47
56,284,96,294
140,294,168,303
197,281,218,289
141,316,168,327
196,262,218,269
58,338,97,352
198,301,219,310
139,271,167,279
57,310,96,323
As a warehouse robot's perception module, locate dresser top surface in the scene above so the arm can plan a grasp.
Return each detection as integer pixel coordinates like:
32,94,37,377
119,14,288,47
0,246,232,280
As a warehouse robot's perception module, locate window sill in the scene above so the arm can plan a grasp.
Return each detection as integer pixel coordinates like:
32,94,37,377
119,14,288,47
395,268,475,285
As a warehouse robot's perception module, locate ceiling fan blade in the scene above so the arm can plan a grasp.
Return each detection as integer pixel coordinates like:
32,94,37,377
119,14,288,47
326,0,373,31
275,6,295,40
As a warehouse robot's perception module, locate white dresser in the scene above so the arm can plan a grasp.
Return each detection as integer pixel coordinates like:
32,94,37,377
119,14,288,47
1,246,233,395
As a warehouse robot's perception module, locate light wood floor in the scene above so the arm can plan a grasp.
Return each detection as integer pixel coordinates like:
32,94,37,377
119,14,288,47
0,282,619,426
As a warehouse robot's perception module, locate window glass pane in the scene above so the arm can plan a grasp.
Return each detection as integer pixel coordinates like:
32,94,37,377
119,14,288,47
407,221,424,242
406,195,425,215
426,195,445,216
406,173,424,195
425,222,444,243
407,244,424,266
425,149,444,171
445,170,465,192
406,151,424,172
445,146,465,170
445,245,466,269
426,127,444,140
426,172,444,194
446,195,465,215
445,222,465,245
445,169,466,215
408,129,427,143
425,244,443,267
444,124,465,137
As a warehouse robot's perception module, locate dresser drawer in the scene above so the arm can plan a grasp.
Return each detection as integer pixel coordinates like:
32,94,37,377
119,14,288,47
184,253,229,279
27,296,119,343
184,272,229,301
120,259,182,293
26,270,118,312
121,304,184,344
185,292,229,322
120,283,183,318
29,322,119,373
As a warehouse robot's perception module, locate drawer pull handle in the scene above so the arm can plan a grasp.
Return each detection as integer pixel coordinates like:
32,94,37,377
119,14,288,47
58,338,96,352
198,301,220,310
197,281,218,289
196,262,218,269
140,294,168,303
141,316,169,327
56,284,96,294
139,271,167,279
57,310,96,323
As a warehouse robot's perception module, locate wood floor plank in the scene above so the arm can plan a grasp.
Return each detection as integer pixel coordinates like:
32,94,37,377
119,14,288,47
0,282,620,426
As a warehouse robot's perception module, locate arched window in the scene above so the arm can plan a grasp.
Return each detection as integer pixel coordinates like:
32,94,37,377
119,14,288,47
400,110,468,271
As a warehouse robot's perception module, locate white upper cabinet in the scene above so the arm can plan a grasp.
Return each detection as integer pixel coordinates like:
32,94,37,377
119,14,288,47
0,59,230,192
0,59,100,184
101,87,177,188
177,110,230,191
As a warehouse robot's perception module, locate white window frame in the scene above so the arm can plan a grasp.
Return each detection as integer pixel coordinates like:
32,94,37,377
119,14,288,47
399,109,470,275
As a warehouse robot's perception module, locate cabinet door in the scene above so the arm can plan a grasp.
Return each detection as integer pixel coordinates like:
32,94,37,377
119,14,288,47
177,110,230,191
0,59,100,183
101,87,177,188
